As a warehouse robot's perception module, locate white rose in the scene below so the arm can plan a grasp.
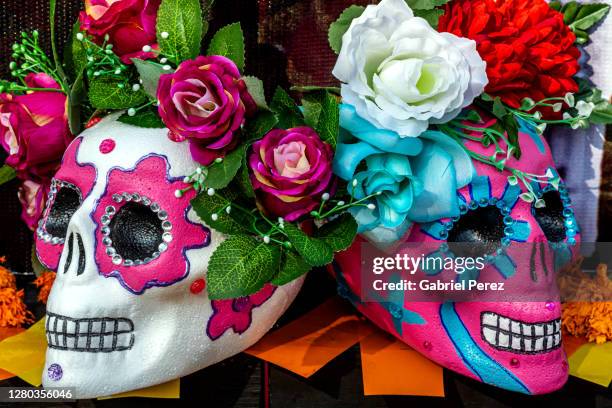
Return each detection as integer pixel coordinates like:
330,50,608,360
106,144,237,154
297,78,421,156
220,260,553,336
332,0,488,137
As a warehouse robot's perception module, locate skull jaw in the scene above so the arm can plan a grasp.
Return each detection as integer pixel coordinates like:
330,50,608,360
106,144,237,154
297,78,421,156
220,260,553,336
42,276,305,399
42,266,304,398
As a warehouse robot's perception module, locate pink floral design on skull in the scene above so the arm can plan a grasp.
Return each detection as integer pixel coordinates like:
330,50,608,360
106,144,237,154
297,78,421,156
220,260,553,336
92,155,209,293
35,138,96,270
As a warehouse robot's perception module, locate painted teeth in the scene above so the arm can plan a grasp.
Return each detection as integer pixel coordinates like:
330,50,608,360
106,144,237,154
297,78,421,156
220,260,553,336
45,312,134,352
481,312,561,354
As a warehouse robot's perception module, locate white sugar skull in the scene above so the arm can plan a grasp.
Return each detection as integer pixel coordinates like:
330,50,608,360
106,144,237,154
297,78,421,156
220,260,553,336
35,114,304,398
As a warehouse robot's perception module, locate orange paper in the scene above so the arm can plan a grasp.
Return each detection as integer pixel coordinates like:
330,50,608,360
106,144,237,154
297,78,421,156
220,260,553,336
360,331,445,397
246,297,372,377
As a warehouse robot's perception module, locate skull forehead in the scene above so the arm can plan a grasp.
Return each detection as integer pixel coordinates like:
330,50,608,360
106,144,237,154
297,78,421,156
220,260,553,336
75,113,197,179
467,125,555,184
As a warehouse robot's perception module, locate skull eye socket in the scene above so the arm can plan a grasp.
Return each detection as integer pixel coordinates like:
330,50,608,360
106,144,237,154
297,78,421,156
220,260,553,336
108,202,165,262
447,206,505,258
533,191,566,243
39,180,82,242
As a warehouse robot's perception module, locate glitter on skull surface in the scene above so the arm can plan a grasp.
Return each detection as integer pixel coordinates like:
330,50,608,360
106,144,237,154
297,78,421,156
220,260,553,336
34,114,304,398
331,122,580,395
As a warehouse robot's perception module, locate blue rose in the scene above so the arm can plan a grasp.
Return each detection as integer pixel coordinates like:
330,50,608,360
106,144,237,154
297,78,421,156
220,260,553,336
333,104,475,244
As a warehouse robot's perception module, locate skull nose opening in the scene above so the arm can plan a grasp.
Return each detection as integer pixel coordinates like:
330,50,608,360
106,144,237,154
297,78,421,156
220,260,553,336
76,233,86,276
62,233,75,274
61,232,87,276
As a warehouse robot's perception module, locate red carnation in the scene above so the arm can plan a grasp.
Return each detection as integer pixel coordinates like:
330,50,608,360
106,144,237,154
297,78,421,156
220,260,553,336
439,0,580,118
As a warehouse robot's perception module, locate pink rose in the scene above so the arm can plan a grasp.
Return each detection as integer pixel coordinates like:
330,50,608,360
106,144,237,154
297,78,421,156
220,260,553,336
17,180,50,231
0,73,73,231
79,0,160,63
249,127,336,221
157,56,256,165
0,73,72,181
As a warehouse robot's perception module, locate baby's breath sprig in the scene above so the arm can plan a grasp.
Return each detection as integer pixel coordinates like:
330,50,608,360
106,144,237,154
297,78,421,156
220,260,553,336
440,121,560,206
511,93,594,133
76,32,130,84
311,179,380,220
174,164,292,247
6,30,67,93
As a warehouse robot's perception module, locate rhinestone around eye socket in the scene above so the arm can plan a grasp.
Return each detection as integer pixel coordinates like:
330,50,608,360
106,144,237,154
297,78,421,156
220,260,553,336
103,194,172,266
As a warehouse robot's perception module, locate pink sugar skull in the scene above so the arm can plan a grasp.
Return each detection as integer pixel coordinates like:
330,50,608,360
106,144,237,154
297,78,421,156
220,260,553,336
331,121,580,394
34,114,304,398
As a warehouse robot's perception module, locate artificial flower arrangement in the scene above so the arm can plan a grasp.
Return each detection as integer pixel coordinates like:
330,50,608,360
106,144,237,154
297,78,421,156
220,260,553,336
325,0,612,245
0,0,610,298
0,0,362,301
0,0,609,398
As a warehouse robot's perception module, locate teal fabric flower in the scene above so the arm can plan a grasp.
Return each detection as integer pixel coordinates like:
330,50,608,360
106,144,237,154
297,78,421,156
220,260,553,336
333,104,475,244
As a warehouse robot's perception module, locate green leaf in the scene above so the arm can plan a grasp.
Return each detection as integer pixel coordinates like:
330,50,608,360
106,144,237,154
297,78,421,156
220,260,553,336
191,186,251,234
157,0,203,64
328,5,365,54
414,8,445,28
302,91,339,149
88,79,147,109
315,213,358,252
271,249,311,286
132,59,173,98
237,148,255,198
242,76,268,110
492,97,507,119
65,21,86,80
549,1,562,11
244,110,278,142
283,223,334,267
570,3,610,31
291,85,341,95
270,87,305,129
562,1,580,25
406,0,450,10
315,92,339,149
207,23,246,72
464,110,482,123
502,114,521,159
590,102,612,124
574,28,589,44
301,95,323,128
206,147,244,189
207,234,281,299
480,93,493,102
67,71,86,135
0,165,16,187
118,109,166,128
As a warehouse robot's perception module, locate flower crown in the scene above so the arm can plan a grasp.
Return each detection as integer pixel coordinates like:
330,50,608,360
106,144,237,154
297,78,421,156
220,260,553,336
0,0,611,299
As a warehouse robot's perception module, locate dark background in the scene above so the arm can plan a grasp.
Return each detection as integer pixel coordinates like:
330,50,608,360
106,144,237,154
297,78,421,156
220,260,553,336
0,0,611,407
